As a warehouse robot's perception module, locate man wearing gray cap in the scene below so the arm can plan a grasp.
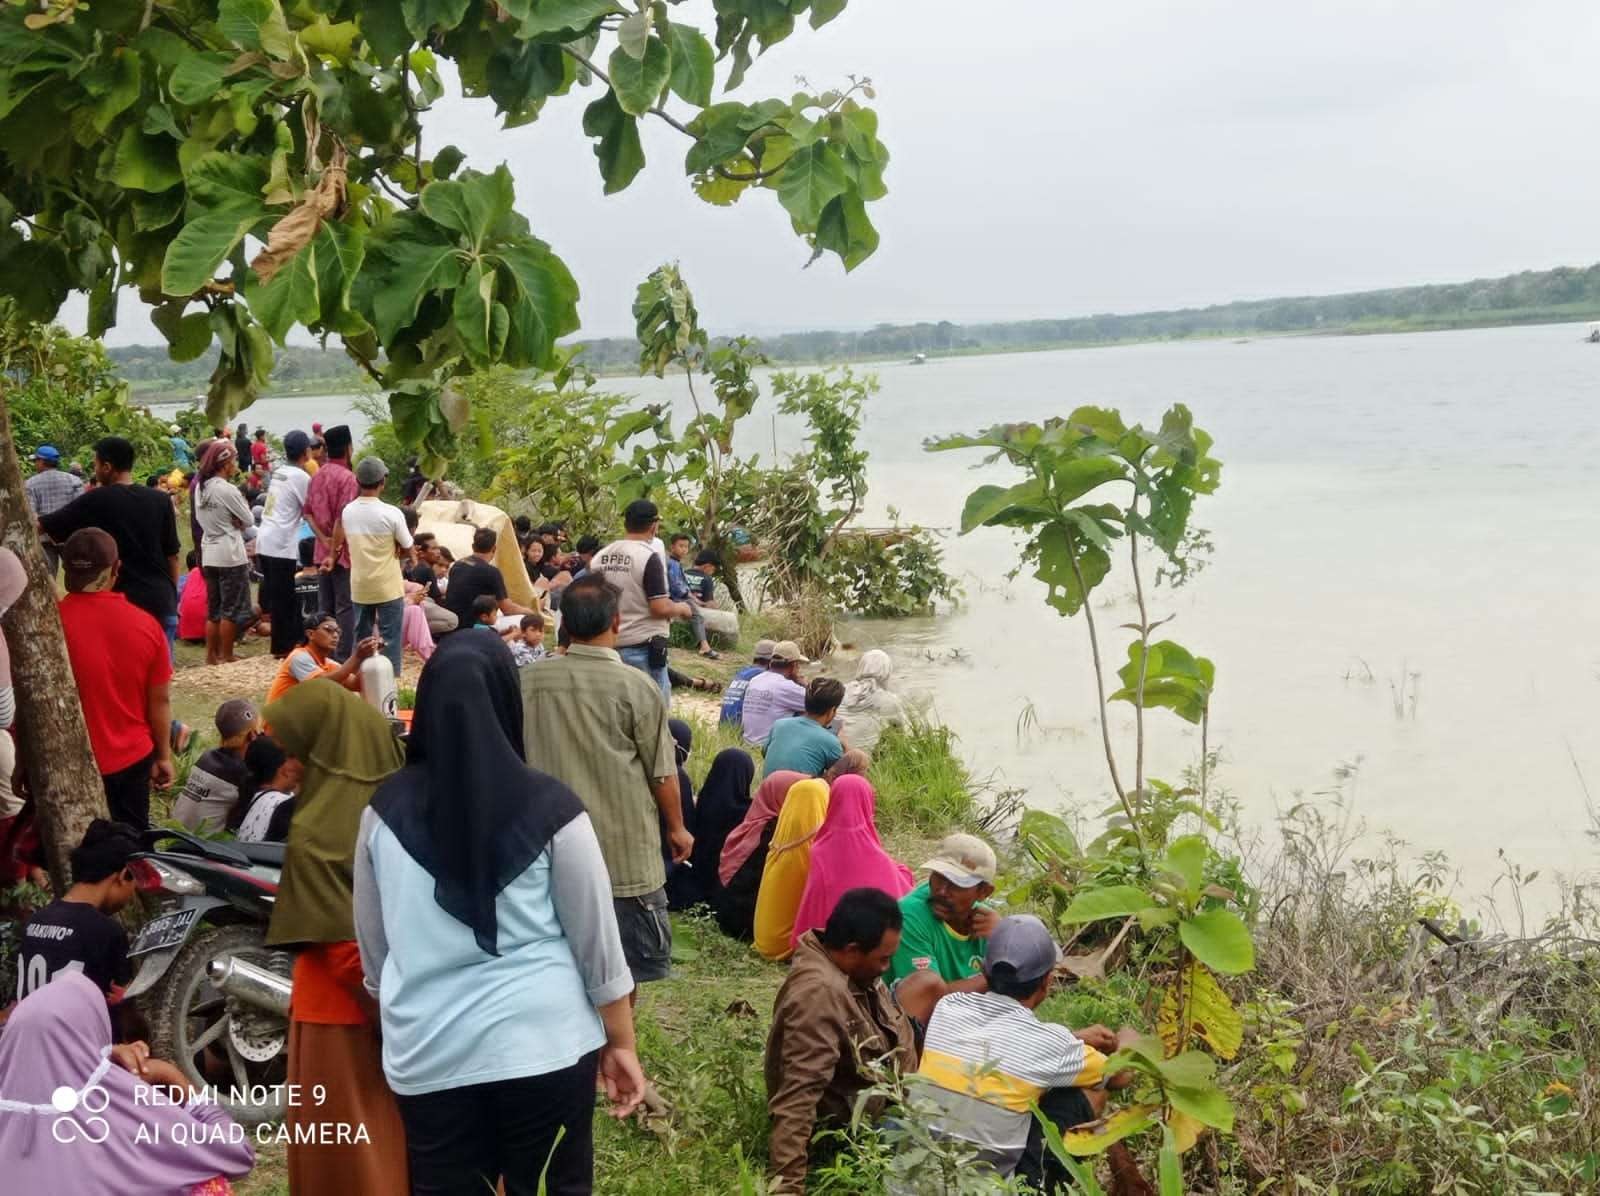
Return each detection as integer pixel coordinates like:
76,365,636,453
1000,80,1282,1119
718,638,775,727
913,914,1142,1190
329,457,412,675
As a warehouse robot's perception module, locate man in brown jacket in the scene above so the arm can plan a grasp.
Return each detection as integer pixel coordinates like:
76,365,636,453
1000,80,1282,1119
765,887,919,1192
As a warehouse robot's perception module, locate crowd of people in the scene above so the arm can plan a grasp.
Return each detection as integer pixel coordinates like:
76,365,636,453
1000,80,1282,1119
0,419,1152,1195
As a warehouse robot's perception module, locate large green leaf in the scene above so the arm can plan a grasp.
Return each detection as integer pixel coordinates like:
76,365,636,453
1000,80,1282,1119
359,212,466,343
810,0,848,27
312,220,366,328
153,304,216,362
1177,909,1254,975
1034,522,1109,616
1052,455,1128,503
1164,1082,1234,1132
453,258,498,367
581,91,645,194
666,22,715,107
485,39,568,116
1161,834,1208,894
248,241,321,344
813,190,878,270
1110,640,1215,724
419,165,515,251
776,142,848,227
490,240,580,369
1018,809,1078,866
160,153,269,295
400,0,471,39
168,52,232,106
608,36,670,117
86,51,142,133
959,479,1048,534
501,0,619,37
0,240,70,322
1060,885,1156,924
110,128,183,193
218,0,294,57
162,213,255,296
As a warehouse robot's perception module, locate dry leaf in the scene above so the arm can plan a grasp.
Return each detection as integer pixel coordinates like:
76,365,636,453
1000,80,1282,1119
251,145,348,284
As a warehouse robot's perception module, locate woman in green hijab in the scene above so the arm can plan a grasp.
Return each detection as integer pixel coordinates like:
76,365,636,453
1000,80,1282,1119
264,679,408,1194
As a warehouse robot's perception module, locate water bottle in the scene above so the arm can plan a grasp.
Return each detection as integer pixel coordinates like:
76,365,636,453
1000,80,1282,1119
360,652,398,720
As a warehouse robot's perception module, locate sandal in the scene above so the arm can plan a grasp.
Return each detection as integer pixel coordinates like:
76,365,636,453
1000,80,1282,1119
698,648,721,660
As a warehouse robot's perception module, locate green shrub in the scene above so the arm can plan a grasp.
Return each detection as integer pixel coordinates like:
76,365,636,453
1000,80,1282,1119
869,720,981,838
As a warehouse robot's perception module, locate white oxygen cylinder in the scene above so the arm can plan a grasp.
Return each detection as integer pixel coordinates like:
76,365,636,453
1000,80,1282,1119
360,653,398,720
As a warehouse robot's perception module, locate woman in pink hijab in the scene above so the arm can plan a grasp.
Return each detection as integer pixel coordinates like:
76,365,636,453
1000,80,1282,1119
790,774,914,947
0,971,254,1193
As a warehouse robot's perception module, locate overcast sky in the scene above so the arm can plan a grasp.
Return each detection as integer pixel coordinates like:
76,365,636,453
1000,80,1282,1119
87,0,1600,345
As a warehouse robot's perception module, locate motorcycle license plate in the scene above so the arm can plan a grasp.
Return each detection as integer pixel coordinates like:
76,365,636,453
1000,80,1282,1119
129,908,198,956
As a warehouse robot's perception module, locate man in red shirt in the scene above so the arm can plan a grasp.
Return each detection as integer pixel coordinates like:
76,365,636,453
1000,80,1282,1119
301,424,359,661
58,528,175,828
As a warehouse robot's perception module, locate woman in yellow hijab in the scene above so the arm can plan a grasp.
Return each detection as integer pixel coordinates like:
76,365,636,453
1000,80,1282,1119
752,778,830,960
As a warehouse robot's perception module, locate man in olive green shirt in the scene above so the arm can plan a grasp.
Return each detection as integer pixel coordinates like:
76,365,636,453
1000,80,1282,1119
521,573,691,985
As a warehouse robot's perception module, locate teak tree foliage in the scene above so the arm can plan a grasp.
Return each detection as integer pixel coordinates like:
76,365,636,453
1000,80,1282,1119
0,0,887,879
0,0,889,470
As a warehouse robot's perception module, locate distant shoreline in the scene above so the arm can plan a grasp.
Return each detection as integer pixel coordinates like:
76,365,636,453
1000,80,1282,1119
130,308,1600,406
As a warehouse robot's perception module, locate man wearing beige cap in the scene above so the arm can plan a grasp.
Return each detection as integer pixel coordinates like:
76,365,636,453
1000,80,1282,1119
740,639,809,747
887,833,1000,1034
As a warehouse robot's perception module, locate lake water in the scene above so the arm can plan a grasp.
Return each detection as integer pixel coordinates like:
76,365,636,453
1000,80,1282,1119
169,323,1600,913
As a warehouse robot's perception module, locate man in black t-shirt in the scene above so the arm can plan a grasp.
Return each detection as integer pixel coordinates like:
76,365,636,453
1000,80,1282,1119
442,526,536,630
38,435,181,643
15,820,139,1002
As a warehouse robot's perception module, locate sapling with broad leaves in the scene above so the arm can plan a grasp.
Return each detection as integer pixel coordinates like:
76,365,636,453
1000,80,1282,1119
928,406,1250,1188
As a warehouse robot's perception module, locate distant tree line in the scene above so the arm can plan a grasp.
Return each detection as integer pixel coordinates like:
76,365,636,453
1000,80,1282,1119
108,260,1600,395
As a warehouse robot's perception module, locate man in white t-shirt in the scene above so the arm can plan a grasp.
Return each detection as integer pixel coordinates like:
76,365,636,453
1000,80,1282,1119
257,430,313,658
594,499,691,704
328,457,412,675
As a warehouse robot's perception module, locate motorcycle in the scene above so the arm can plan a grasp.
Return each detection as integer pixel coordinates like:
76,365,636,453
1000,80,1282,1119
124,827,291,1128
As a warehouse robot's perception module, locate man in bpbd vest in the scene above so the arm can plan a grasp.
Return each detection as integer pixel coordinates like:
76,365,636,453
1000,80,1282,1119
594,499,691,705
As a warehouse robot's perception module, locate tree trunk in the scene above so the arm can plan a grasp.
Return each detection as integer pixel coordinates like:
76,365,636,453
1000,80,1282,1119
0,388,107,887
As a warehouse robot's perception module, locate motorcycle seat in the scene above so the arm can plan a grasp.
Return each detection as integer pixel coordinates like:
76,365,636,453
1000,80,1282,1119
233,841,286,867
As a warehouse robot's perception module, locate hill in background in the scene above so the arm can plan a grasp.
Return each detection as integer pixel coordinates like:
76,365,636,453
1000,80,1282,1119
113,261,1600,400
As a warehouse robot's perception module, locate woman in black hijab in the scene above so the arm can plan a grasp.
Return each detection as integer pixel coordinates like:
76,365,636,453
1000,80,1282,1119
354,633,646,1195
663,719,699,910
678,747,756,911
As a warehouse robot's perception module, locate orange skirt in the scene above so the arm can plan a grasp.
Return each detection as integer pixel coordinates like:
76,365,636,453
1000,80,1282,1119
285,1020,408,1195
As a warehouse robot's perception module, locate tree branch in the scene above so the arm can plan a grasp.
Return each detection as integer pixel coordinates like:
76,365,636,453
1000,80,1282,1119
344,345,386,387
1131,510,1151,807
400,55,423,185
372,171,418,210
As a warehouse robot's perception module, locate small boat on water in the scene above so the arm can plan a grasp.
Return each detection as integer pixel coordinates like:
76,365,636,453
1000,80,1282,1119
1586,322,1600,343
909,352,927,364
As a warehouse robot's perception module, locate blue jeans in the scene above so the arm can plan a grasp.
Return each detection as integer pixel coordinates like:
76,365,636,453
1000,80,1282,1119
618,644,670,706
162,614,178,664
355,598,405,675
